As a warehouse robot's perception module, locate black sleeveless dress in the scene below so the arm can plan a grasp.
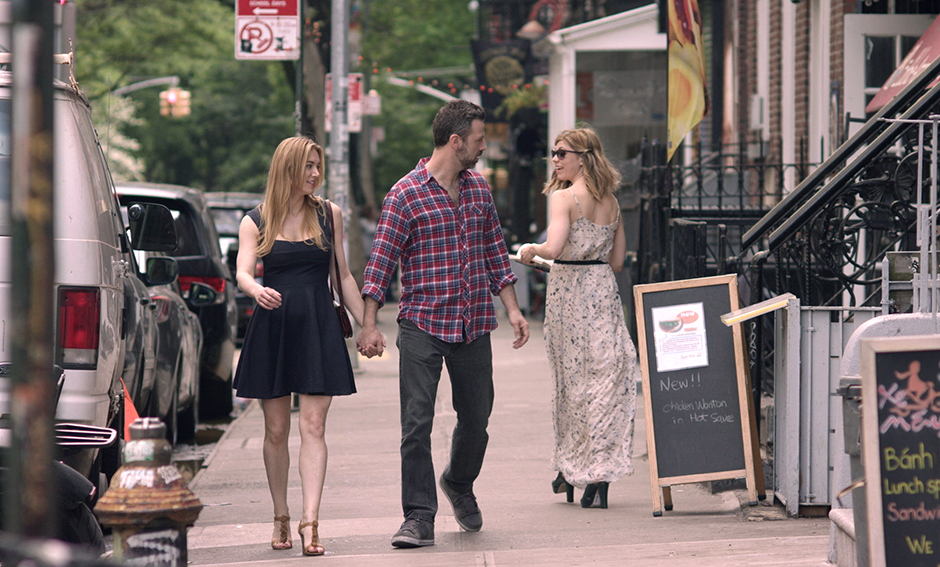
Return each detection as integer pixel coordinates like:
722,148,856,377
232,205,356,399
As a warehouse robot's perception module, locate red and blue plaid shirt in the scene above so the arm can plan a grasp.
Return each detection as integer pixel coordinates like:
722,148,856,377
362,157,517,343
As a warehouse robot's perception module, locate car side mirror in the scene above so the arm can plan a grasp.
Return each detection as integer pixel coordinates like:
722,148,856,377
226,244,238,270
127,202,178,252
143,257,178,287
187,282,218,307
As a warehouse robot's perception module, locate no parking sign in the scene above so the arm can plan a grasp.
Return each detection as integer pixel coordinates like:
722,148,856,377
235,0,300,61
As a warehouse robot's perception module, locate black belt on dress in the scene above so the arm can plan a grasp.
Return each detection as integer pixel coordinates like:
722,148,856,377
554,259,607,265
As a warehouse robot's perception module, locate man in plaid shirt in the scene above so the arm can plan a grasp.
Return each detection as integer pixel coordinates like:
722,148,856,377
358,100,529,548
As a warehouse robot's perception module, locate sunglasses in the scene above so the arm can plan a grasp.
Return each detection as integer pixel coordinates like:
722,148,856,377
551,149,585,159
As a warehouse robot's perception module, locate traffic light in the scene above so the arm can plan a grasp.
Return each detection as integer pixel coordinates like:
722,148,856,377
159,87,191,117
174,88,190,117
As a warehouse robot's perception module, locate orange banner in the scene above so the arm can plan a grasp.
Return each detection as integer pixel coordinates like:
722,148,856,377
667,0,709,161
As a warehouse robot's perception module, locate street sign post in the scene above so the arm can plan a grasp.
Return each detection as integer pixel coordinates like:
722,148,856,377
348,73,363,133
235,0,300,61
326,73,364,133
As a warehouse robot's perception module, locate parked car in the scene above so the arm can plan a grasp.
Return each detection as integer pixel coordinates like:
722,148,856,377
119,243,160,444
123,246,207,444
120,201,204,444
205,192,264,343
145,274,204,444
0,71,179,490
115,183,238,420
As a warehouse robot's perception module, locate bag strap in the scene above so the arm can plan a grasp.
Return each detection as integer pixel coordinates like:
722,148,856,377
326,202,346,311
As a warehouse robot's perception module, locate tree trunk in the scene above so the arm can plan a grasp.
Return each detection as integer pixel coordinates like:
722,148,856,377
302,31,327,146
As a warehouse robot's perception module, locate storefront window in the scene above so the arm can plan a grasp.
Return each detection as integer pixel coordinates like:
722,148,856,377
863,32,921,118
575,50,667,185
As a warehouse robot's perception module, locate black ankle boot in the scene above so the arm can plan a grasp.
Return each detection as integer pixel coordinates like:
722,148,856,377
580,484,597,508
596,482,609,509
551,472,574,503
581,482,609,509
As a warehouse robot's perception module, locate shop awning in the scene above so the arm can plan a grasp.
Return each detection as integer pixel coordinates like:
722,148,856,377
867,14,940,113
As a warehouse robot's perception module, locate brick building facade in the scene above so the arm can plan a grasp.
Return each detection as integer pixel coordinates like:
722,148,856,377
711,0,937,199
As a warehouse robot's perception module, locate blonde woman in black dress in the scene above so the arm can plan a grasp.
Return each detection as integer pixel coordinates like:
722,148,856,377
519,127,638,509
233,137,380,555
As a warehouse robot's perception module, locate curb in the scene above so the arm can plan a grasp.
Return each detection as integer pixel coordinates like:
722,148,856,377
188,399,258,490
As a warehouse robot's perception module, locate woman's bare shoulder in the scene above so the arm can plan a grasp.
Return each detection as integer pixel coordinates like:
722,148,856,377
604,192,621,209
550,187,577,204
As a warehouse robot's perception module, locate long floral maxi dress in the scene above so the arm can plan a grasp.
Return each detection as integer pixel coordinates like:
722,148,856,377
544,191,639,487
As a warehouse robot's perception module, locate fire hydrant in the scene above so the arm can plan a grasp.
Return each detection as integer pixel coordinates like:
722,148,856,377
95,417,203,566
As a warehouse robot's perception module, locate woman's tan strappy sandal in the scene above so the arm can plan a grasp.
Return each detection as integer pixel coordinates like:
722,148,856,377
271,515,292,550
298,519,325,556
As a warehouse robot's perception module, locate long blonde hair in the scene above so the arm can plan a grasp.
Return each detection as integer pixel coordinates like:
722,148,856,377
257,136,327,256
542,127,622,200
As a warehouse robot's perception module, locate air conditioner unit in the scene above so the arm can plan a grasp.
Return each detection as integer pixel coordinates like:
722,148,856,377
749,94,765,131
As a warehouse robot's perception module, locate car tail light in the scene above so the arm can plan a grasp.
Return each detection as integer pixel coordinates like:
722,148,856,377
150,295,171,324
57,288,100,368
178,275,226,296
255,260,263,278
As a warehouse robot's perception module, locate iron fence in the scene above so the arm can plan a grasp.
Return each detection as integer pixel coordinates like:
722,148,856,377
636,137,811,285
636,59,940,400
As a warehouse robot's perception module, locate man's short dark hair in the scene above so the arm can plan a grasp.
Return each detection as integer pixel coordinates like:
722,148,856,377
432,100,485,147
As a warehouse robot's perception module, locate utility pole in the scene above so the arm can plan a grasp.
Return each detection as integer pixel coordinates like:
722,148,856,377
7,0,57,539
294,1,303,136
328,0,359,370
328,0,349,221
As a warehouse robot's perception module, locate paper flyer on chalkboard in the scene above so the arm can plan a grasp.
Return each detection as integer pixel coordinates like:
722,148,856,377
651,302,708,372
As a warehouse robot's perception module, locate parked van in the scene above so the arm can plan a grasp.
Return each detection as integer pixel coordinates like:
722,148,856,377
0,70,177,487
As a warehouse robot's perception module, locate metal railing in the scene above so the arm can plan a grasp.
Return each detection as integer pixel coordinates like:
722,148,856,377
636,137,809,284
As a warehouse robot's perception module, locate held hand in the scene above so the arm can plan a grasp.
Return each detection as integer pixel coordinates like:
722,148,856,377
256,286,282,310
357,326,385,358
508,309,529,349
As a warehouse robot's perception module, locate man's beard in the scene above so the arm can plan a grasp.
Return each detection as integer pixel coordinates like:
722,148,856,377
458,147,480,170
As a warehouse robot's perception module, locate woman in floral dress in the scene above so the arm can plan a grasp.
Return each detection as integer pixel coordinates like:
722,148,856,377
519,127,639,509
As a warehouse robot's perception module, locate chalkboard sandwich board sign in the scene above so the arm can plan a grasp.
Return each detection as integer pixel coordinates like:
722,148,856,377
861,336,940,567
634,275,761,516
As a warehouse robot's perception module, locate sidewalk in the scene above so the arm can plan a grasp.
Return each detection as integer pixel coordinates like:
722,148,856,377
186,309,831,566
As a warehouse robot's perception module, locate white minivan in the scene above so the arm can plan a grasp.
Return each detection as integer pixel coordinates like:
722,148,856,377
0,70,178,487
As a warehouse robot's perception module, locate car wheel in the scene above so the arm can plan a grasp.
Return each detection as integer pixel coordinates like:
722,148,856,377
57,501,106,555
85,453,103,507
199,372,234,420
100,398,124,493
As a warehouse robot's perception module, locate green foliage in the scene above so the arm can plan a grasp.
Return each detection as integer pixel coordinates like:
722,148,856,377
74,0,481,198
494,84,547,120
75,0,294,191
184,61,296,192
370,85,438,195
75,0,232,100
94,96,145,181
362,0,474,72
360,0,476,197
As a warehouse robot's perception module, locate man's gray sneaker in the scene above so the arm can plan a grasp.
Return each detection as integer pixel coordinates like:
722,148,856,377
391,518,435,548
439,476,483,532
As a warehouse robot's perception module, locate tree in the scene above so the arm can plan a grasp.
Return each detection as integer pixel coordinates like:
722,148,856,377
359,0,477,198
75,0,296,191
94,95,145,182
